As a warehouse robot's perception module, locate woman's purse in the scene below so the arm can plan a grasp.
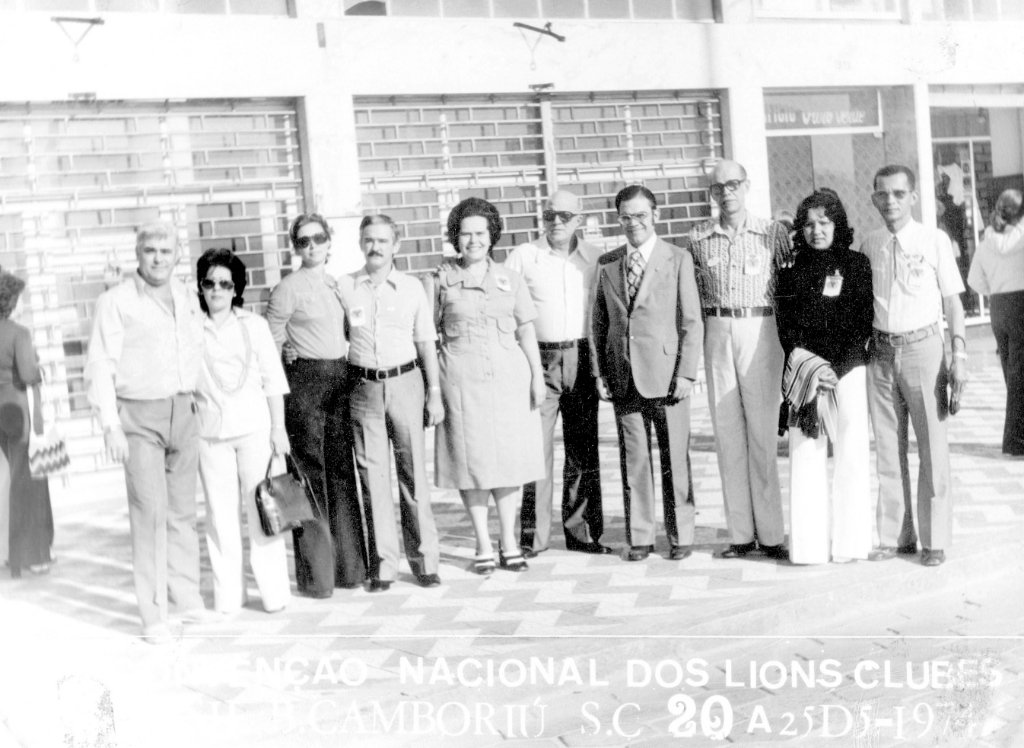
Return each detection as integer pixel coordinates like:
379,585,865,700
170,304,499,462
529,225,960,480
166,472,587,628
28,384,70,479
254,454,319,537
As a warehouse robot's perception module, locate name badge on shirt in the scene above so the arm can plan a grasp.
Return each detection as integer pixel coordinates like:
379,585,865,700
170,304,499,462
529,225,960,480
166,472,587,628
349,306,366,327
823,272,843,297
743,254,761,275
707,255,721,267
494,274,511,292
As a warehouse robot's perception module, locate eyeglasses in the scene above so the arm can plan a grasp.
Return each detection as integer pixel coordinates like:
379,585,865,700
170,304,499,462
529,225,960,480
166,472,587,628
872,189,909,201
542,209,578,223
709,180,746,197
200,279,235,291
295,233,329,250
617,212,651,225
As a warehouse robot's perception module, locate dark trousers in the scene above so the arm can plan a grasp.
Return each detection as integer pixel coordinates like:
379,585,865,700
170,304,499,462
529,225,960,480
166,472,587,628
991,291,1024,456
613,383,695,550
285,358,366,594
1,389,53,573
520,344,603,552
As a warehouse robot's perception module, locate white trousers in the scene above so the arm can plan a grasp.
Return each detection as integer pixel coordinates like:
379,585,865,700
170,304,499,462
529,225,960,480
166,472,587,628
198,429,291,613
788,366,872,564
704,315,786,546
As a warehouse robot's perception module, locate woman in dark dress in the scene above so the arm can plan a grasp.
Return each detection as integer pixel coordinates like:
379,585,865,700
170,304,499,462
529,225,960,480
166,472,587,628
0,273,53,577
775,190,874,565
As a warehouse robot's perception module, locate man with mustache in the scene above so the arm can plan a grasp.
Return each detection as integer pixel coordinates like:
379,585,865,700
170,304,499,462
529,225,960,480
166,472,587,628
339,215,444,591
688,160,792,561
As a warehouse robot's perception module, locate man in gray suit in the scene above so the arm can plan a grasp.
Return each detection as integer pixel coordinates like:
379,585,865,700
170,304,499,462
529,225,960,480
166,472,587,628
591,185,704,562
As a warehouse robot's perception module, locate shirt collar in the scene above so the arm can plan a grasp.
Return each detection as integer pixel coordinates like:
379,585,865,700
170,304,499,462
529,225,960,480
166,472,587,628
354,265,400,290
891,219,922,245
444,256,494,288
694,213,771,241
628,233,658,262
202,307,252,331
132,271,185,300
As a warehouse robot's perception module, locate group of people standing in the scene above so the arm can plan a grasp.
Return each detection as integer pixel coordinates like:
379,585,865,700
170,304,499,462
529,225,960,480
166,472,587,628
73,153,973,643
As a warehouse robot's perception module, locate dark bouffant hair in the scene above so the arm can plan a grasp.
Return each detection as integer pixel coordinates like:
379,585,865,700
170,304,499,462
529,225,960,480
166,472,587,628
289,213,331,248
196,248,246,313
446,197,502,252
992,189,1024,233
792,189,856,253
0,273,26,320
614,184,658,213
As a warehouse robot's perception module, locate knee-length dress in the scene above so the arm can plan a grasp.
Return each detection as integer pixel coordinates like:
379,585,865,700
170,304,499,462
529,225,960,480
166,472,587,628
433,258,545,489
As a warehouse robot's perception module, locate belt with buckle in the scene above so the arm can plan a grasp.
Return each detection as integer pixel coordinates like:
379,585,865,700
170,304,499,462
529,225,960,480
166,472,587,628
538,338,587,351
351,360,418,381
872,322,939,347
704,306,774,318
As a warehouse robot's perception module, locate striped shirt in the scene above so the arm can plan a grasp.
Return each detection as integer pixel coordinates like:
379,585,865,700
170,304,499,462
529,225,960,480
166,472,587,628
856,220,964,333
688,214,791,309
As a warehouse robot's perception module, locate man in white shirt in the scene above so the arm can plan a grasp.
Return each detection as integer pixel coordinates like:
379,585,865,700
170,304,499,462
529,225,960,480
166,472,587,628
505,191,611,557
859,165,968,568
85,222,213,643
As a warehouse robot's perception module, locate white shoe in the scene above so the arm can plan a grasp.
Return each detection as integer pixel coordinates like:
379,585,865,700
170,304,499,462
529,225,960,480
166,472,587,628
141,623,175,646
179,607,222,625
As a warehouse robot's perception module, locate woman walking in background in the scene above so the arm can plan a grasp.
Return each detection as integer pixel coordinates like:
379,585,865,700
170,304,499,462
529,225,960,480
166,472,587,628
0,273,53,577
968,188,1024,456
425,197,545,575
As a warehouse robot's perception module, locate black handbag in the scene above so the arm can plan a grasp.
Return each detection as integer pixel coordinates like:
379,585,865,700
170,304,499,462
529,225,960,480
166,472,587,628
255,454,319,537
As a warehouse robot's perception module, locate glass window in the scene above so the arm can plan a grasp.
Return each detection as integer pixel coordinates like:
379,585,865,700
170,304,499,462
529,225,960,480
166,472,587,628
345,0,386,13
167,0,226,13
444,0,485,16
541,0,583,16
23,0,89,9
675,0,714,19
97,0,159,9
634,0,673,18
971,0,999,18
390,0,440,15
588,0,628,18
493,0,540,17
231,0,290,14
941,0,970,18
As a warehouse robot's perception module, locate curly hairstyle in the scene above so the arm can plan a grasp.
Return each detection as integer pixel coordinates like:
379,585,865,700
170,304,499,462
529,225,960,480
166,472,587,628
289,213,331,249
792,189,855,253
446,197,502,253
991,189,1024,233
196,248,246,314
0,273,26,320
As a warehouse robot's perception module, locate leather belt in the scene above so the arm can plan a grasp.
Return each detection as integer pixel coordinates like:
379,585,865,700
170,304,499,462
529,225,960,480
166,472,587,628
538,338,587,351
872,322,939,347
350,360,418,381
704,306,774,318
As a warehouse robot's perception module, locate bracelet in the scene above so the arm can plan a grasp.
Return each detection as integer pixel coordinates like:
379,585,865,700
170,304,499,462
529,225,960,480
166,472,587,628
953,351,967,360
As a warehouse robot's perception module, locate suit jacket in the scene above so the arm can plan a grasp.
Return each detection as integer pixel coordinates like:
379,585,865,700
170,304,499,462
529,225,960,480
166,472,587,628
590,237,703,401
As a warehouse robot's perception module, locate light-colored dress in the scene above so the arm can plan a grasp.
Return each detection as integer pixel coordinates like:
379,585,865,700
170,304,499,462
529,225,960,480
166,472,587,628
433,257,545,489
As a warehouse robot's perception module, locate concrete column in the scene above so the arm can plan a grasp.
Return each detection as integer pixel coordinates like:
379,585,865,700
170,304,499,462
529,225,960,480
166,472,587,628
723,86,772,218
914,81,937,229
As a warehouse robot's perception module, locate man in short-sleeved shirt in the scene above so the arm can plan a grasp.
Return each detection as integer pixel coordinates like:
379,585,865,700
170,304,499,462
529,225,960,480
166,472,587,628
505,190,610,557
340,215,444,591
85,222,211,643
688,160,791,561
858,164,968,567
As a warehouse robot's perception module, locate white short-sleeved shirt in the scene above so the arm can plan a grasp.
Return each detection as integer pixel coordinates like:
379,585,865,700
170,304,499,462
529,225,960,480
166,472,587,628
857,220,965,333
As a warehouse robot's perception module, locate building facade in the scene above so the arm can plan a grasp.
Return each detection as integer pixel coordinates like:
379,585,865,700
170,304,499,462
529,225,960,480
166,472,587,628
1,0,1022,472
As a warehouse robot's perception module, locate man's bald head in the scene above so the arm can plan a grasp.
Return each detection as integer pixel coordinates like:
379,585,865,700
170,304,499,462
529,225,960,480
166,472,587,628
710,160,747,184
543,190,584,252
547,190,582,214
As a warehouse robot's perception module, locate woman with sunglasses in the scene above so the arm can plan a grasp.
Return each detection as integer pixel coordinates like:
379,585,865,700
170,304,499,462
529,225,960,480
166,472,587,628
775,189,874,564
424,197,545,575
195,249,291,613
266,215,366,596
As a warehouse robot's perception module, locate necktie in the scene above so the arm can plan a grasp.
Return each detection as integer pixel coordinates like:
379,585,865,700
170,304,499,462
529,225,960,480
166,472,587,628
627,249,646,303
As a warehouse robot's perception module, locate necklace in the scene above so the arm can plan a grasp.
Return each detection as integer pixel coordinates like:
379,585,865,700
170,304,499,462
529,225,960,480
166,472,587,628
205,313,252,394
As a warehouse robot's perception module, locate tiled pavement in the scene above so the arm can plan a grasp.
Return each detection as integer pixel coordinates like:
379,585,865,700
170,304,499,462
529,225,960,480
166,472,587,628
2,329,1023,747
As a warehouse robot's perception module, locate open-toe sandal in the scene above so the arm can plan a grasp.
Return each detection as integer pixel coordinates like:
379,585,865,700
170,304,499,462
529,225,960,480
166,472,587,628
498,550,529,573
471,555,496,576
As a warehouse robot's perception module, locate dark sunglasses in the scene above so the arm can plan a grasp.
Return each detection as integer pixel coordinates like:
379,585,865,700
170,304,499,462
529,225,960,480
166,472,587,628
295,233,330,249
542,209,578,223
200,279,235,291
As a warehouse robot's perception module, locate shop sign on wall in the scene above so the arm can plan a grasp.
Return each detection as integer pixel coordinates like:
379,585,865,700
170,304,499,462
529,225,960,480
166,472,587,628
765,89,881,132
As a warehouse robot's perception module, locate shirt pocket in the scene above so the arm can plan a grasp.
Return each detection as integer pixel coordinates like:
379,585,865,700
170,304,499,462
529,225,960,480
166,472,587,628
496,316,518,349
897,254,931,293
441,311,469,354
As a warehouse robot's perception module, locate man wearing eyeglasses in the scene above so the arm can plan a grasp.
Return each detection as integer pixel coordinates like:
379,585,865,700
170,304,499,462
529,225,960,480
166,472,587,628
688,160,792,562
591,185,703,563
85,222,213,644
859,165,967,568
505,190,610,558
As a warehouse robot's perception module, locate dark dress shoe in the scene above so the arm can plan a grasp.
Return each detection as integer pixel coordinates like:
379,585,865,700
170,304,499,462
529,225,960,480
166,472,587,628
519,547,541,559
921,549,945,567
718,542,756,559
897,544,918,555
625,546,651,562
760,544,789,561
415,573,441,588
869,546,898,561
669,546,692,561
569,542,615,555
366,578,392,593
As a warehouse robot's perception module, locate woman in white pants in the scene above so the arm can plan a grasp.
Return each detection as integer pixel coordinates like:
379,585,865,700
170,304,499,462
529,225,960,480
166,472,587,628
776,190,874,564
196,248,292,613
